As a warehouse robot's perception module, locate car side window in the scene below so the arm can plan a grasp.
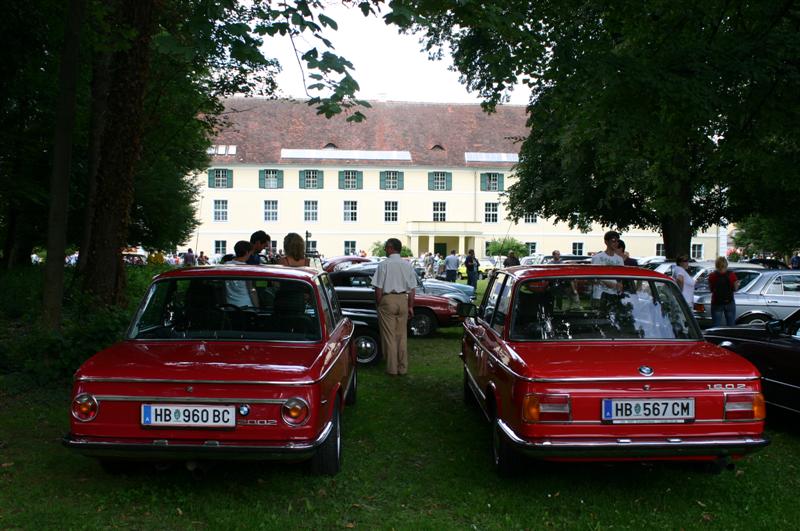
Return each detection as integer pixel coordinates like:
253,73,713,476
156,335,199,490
316,278,335,332
491,277,514,335
766,276,783,295
481,274,507,325
782,274,800,293
319,274,343,324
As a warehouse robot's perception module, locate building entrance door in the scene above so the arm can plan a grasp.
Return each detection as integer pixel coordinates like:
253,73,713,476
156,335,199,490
434,242,446,257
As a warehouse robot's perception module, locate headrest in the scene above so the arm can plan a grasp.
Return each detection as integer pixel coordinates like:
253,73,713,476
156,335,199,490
274,289,306,314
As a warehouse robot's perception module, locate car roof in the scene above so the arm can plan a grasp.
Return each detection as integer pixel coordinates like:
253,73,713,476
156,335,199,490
155,265,319,281
500,264,671,280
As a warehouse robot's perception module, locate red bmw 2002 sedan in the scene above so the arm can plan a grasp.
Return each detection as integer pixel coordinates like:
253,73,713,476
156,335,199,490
458,265,769,474
64,265,358,475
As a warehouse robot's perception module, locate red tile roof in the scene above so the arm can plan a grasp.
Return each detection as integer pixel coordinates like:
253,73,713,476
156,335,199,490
212,98,529,168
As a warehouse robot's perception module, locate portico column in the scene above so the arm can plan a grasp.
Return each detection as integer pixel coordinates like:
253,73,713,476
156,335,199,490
410,235,419,256
458,235,465,255
428,235,434,254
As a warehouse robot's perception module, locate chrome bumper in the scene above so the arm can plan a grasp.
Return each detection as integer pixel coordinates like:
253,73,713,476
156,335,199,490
497,419,769,458
63,421,332,461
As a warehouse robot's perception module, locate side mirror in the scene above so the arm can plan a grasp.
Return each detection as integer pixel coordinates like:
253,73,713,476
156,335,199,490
456,302,478,318
765,320,783,336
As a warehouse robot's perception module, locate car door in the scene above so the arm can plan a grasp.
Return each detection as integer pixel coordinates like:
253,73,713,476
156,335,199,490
763,273,800,320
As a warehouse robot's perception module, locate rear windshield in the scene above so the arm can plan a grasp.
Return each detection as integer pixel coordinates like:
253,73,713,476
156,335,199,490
128,277,321,341
509,276,700,341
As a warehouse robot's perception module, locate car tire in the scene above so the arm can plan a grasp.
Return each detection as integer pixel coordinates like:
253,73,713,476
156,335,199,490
491,417,519,476
738,314,770,325
345,367,357,406
354,327,381,365
311,399,341,476
409,309,436,337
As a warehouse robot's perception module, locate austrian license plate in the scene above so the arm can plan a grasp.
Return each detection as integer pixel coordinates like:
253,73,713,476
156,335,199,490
602,398,694,423
141,404,236,428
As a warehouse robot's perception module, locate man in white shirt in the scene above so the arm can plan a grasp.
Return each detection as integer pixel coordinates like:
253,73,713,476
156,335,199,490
224,240,259,307
372,238,418,375
592,230,624,301
444,250,460,282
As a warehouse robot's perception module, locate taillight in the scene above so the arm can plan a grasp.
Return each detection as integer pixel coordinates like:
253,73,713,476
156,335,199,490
71,394,99,422
694,303,705,313
281,397,310,426
522,394,571,423
725,393,765,421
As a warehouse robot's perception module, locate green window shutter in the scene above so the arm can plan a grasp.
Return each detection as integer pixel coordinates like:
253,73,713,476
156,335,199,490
226,169,233,188
258,169,266,189
338,170,346,189
356,171,363,189
300,170,307,189
379,171,387,190
428,172,435,190
276,170,284,189
317,170,324,189
498,173,505,191
445,172,453,191
207,170,215,188
397,171,404,190
480,173,488,191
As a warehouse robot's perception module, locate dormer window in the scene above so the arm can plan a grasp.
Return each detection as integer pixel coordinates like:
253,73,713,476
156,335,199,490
431,144,444,151
324,143,337,149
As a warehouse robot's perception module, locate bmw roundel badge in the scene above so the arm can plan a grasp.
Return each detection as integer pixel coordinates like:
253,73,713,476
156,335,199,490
638,365,654,376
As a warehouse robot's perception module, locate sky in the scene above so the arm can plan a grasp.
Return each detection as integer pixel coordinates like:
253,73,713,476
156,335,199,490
264,3,531,105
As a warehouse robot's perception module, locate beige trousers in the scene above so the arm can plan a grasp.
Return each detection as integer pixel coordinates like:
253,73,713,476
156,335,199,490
378,293,409,374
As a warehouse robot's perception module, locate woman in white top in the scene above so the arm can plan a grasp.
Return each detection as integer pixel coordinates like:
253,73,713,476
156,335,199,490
673,255,695,306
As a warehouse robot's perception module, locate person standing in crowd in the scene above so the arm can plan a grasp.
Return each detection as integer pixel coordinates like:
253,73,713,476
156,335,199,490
278,232,310,267
791,252,800,270
673,255,695,306
551,250,562,264
708,256,739,327
616,240,638,266
503,250,521,267
197,251,208,265
592,231,624,266
371,238,418,376
246,230,271,265
423,252,434,278
444,249,460,282
184,248,196,266
224,241,259,306
464,249,479,288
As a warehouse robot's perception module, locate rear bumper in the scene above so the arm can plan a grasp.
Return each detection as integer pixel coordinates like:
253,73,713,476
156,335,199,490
498,419,769,459
63,420,332,462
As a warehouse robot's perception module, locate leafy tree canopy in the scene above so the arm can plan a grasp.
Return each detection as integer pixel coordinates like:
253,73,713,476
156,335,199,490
732,215,800,260
486,237,527,258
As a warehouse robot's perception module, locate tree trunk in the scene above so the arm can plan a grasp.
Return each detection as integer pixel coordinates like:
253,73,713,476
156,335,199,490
42,0,85,331
76,50,112,274
82,0,159,305
660,216,693,260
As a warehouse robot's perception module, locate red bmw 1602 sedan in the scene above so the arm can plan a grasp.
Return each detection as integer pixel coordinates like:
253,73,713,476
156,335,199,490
64,265,358,475
458,265,769,474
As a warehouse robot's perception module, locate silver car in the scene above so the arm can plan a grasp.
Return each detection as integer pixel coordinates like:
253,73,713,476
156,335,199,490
694,269,800,327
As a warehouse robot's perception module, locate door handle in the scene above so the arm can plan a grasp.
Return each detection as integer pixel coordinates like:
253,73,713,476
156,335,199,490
766,300,779,304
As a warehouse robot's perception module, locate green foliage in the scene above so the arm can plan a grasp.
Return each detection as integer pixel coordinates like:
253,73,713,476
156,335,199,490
728,251,740,262
400,245,413,258
486,237,526,257
370,240,385,257
733,216,800,260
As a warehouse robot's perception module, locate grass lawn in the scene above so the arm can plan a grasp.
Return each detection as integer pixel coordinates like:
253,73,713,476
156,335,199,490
2,280,800,529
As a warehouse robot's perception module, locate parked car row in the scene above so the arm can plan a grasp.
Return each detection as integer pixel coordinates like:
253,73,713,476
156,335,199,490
65,262,796,477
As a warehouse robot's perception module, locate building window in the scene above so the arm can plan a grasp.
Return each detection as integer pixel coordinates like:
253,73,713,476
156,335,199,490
263,200,278,222
344,241,356,255
304,170,319,189
213,169,227,188
384,201,398,222
433,202,446,222
484,242,491,256
526,242,537,255
263,170,280,189
656,243,666,256
213,199,228,222
384,171,399,190
433,172,447,190
344,200,358,222
343,170,358,189
691,244,703,260
487,173,500,191
307,240,318,254
269,240,277,255
524,213,537,223
214,240,226,255
572,242,584,255
304,200,318,222
485,202,499,223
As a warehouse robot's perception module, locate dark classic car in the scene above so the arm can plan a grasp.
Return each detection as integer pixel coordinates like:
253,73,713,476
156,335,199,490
64,266,359,475
459,265,768,474
329,264,462,337
705,309,800,415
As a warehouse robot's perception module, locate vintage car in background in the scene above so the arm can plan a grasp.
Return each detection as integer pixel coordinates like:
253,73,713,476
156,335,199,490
457,258,497,280
64,266,358,475
693,269,800,327
705,309,800,415
458,265,768,474
322,255,374,273
329,264,461,337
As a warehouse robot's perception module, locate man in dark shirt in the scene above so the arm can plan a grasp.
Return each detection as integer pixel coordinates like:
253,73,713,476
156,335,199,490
503,250,520,267
617,240,638,266
246,230,271,265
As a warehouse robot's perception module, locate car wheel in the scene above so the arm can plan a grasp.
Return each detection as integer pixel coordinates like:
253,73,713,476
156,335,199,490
354,327,381,365
409,310,436,337
738,314,769,325
491,417,519,476
311,399,341,476
345,367,357,406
